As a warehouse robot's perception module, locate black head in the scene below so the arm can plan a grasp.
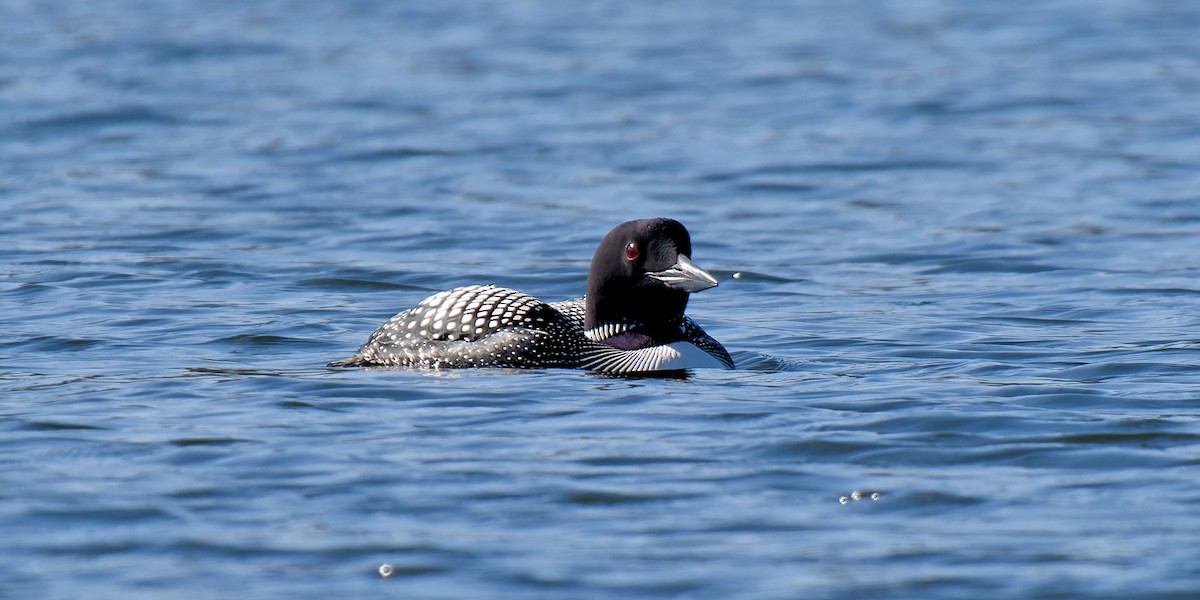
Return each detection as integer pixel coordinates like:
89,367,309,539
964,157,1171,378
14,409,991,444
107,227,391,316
585,218,719,331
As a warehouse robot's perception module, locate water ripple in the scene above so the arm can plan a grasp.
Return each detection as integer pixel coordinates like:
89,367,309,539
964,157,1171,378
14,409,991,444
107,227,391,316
3,1,1200,599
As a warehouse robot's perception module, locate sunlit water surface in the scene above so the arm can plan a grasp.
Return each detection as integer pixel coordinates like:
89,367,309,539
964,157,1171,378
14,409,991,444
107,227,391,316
3,1,1199,598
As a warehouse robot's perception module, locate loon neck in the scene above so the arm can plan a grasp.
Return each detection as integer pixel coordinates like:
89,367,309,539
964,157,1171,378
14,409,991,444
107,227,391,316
585,277,689,330
584,316,688,350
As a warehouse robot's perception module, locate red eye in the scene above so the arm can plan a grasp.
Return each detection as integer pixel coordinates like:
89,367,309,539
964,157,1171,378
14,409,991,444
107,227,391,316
625,242,639,261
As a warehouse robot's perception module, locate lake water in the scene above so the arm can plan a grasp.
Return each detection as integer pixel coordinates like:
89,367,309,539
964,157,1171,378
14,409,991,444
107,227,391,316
3,1,1200,598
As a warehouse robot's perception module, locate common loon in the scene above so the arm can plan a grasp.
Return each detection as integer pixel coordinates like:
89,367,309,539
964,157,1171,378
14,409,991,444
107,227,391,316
329,218,734,374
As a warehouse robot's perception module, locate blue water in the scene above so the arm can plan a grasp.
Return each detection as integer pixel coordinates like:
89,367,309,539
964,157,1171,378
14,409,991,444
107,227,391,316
3,1,1200,598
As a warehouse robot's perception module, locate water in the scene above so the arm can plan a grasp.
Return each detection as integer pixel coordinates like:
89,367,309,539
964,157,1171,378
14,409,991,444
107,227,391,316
3,0,1199,598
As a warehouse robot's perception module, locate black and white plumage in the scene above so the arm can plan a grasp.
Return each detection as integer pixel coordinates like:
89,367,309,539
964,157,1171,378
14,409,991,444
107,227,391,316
329,218,734,374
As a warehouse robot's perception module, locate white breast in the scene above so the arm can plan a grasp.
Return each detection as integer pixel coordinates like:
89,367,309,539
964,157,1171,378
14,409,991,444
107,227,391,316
582,341,731,373
638,342,730,371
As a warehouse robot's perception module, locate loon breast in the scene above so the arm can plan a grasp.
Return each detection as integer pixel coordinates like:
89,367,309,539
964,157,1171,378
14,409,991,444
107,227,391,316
580,340,732,373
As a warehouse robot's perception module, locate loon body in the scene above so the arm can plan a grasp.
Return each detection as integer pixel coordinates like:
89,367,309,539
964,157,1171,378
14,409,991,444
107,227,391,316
329,218,733,374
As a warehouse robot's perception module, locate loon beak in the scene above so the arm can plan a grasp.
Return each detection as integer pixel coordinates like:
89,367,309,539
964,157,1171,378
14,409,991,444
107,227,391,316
646,254,719,293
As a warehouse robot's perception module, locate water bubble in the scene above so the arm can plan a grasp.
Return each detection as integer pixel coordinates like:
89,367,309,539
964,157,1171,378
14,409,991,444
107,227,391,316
839,496,848,504
871,492,880,501
379,564,394,578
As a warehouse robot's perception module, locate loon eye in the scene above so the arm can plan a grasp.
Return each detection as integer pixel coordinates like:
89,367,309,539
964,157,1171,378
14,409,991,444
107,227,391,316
625,242,639,261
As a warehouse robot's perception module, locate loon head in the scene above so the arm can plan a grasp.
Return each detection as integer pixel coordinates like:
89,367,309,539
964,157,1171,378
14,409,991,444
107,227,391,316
585,218,719,331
